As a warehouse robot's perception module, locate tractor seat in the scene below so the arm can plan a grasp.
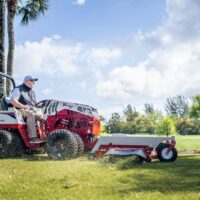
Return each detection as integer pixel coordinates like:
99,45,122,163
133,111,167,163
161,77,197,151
0,97,13,111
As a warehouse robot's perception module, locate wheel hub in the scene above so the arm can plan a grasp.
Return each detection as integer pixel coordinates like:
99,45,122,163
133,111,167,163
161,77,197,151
161,148,173,160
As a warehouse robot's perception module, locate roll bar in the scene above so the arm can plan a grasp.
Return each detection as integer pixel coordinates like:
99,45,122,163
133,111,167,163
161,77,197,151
0,72,16,88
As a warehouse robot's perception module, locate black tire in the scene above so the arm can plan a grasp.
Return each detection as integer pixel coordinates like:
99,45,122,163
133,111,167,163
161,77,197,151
25,148,46,155
46,129,78,160
73,133,84,157
0,130,12,158
157,143,178,162
9,133,25,157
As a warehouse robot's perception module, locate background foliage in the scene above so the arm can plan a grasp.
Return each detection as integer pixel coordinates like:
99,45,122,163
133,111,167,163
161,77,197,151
102,95,200,135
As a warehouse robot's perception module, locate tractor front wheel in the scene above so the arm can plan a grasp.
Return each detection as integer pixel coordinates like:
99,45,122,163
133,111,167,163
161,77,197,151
46,129,78,160
0,130,12,158
9,133,25,157
157,143,177,162
73,133,84,157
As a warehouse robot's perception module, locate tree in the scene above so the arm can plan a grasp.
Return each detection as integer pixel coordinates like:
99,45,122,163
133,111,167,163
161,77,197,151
0,0,6,96
190,94,200,134
6,0,18,96
142,112,163,134
123,104,139,122
18,0,49,25
175,118,199,135
6,0,49,96
100,115,107,133
143,103,163,134
155,117,176,136
100,115,106,122
144,103,155,115
190,94,200,120
165,95,189,117
108,113,122,133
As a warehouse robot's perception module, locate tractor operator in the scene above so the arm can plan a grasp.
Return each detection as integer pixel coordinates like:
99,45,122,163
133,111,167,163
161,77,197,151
9,75,45,143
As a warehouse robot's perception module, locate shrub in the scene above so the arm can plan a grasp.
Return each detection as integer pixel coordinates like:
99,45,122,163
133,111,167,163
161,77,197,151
175,118,200,135
155,117,177,136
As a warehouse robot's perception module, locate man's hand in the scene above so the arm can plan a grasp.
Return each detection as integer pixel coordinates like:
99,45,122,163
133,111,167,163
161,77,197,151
32,107,38,112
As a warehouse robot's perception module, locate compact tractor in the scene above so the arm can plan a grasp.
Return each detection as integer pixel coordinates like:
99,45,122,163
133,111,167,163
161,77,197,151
0,72,178,162
0,72,100,159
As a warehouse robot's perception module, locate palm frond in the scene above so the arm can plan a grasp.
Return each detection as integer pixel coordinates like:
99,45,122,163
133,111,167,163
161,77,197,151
17,0,49,25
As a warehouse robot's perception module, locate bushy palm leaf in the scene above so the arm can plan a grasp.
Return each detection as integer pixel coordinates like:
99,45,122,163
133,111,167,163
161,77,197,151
17,0,48,25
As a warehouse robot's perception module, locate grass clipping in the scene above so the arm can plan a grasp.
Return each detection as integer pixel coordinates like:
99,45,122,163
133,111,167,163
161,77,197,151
99,155,146,169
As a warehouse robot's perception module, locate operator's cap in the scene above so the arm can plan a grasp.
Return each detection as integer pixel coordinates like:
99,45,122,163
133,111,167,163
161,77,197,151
24,75,38,82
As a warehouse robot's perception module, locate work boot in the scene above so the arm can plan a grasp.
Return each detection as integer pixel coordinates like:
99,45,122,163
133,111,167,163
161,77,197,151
30,137,44,144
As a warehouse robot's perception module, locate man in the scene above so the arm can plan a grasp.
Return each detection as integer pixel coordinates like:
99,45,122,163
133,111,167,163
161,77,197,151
10,75,45,143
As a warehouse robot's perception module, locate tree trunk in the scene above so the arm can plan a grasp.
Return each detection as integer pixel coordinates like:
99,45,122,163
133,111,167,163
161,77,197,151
6,0,18,96
0,0,6,97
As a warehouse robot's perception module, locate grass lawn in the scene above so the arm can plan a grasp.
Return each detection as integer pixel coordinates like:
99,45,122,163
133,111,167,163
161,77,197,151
0,155,200,200
0,135,200,200
176,135,200,151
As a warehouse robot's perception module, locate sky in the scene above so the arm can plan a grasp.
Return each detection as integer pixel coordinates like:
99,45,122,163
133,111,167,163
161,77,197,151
13,0,200,119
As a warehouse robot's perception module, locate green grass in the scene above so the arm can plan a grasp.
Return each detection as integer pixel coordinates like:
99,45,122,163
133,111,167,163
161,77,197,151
0,155,200,200
176,135,200,151
0,135,200,200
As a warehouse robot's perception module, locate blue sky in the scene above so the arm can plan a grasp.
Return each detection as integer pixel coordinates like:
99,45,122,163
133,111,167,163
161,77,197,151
13,0,200,119
15,0,166,43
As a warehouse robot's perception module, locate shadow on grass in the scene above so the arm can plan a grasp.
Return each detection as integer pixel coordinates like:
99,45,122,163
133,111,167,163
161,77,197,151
3,154,51,161
117,155,200,194
7,153,89,162
24,154,51,161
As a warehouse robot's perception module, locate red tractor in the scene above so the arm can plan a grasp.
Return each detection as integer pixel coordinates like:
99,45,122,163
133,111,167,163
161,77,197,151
0,72,101,159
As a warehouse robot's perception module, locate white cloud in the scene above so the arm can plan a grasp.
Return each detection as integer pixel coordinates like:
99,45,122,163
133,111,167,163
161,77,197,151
96,0,200,103
97,44,200,99
98,105,124,119
15,37,82,77
85,48,122,66
73,0,86,6
14,36,122,81
82,47,122,81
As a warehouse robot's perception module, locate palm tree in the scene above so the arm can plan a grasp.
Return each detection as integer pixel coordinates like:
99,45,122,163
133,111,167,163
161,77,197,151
6,0,18,96
18,0,48,25
0,0,6,97
6,0,48,96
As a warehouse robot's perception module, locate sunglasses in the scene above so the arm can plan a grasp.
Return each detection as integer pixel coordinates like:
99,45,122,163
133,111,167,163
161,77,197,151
29,80,35,84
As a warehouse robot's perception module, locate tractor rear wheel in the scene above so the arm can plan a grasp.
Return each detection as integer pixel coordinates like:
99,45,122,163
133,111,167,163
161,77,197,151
73,133,84,157
46,129,78,160
0,130,12,158
157,143,177,162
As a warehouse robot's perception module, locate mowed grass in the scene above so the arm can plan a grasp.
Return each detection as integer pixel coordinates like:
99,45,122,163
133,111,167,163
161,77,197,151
0,155,200,200
176,135,200,151
0,135,200,200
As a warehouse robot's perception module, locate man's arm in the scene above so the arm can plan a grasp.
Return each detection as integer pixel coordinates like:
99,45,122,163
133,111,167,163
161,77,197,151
10,88,30,109
10,98,30,109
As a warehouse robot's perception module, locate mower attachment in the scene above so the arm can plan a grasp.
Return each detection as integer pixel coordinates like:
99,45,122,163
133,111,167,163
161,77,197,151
105,148,147,159
91,134,177,162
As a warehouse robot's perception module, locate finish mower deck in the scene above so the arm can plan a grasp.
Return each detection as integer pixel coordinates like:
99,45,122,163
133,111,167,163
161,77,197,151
91,134,177,162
